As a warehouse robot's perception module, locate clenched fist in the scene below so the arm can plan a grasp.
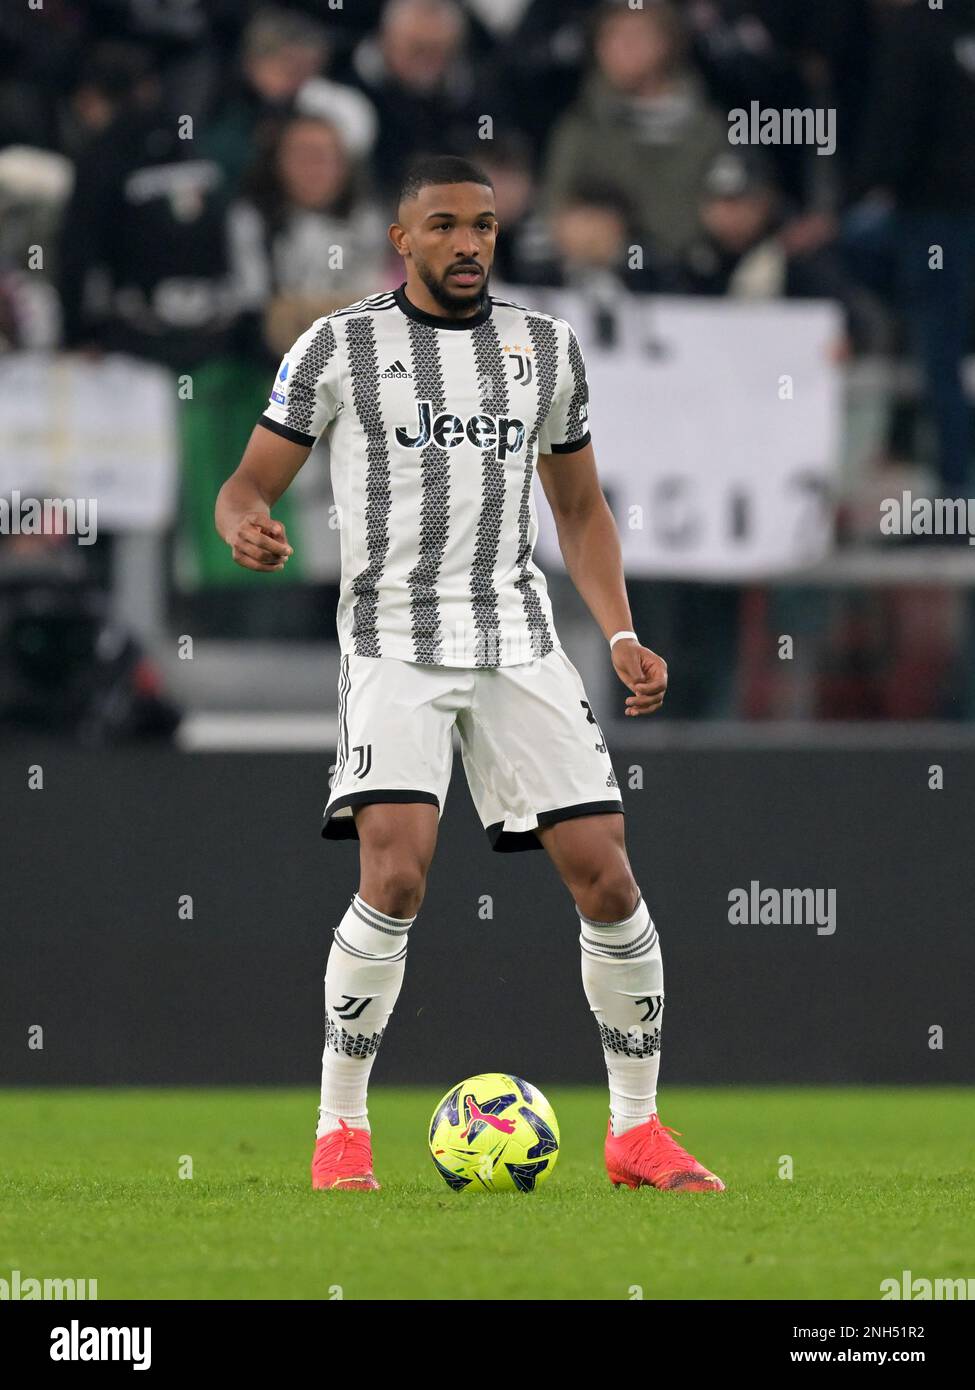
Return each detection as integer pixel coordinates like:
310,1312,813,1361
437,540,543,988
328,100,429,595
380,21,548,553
227,512,294,572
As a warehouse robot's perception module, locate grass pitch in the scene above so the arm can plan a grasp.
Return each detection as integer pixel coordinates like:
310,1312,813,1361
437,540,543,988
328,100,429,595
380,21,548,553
1,1087,972,1300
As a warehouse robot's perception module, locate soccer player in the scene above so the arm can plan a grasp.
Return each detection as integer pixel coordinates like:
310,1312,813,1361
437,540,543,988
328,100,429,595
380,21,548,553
215,155,724,1195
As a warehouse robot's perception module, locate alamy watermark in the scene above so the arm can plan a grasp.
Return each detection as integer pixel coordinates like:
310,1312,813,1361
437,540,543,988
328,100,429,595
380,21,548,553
50,1320,150,1370
1,1268,98,1299
728,881,836,935
0,491,97,544
880,491,975,544
881,1269,975,1300
728,102,836,157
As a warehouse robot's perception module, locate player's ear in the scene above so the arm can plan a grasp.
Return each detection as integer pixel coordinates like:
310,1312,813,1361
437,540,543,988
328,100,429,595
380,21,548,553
388,223,405,254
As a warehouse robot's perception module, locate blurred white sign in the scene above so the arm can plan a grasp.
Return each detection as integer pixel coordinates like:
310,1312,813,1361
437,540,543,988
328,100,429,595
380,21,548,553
531,294,843,578
0,353,178,530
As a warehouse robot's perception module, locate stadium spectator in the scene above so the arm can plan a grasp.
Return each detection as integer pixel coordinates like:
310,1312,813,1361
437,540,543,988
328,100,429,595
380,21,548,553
346,0,498,198
1,43,157,353
683,0,874,205
0,146,73,351
541,1,726,260
846,0,975,498
228,113,390,361
679,151,889,352
199,7,331,190
59,41,160,163
0,0,83,151
57,52,235,370
459,0,594,162
549,184,662,300
469,137,563,289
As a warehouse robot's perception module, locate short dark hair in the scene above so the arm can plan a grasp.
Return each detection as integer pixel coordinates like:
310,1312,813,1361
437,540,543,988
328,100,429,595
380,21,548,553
397,154,494,213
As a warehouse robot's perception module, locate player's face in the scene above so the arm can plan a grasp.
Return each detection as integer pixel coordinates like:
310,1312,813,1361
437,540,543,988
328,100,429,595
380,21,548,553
402,182,498,312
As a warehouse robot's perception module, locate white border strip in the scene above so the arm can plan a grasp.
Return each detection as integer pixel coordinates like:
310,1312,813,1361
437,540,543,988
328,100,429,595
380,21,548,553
177,713,975,753
178,713,339,751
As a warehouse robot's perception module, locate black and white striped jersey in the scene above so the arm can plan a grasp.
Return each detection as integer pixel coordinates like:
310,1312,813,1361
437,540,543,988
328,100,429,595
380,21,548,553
259,281,592,667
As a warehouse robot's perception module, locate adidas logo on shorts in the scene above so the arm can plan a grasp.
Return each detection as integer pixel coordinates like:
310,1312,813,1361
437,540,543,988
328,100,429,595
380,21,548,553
380,359,412,379
606,770,618,789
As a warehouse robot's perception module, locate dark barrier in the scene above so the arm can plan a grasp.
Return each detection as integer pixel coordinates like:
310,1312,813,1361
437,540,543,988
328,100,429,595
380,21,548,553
1,742,970,1086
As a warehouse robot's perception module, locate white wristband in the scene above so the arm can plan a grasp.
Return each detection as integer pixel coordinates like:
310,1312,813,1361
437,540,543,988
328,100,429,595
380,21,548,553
609,629,639,650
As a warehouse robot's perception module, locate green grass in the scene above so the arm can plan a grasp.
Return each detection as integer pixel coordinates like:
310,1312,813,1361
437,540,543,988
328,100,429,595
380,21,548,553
1,1088,972,1300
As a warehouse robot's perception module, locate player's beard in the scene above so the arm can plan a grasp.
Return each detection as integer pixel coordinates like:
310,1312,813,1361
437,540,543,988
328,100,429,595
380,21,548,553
417,257,490,316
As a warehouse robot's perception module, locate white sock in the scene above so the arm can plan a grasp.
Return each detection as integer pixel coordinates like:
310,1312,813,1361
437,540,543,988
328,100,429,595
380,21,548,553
577,892,664,1138
316,892,415,1139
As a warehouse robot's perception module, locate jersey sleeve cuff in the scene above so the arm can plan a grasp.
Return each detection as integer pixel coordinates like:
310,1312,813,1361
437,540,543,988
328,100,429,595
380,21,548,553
258,413,316,447
547,430,591,454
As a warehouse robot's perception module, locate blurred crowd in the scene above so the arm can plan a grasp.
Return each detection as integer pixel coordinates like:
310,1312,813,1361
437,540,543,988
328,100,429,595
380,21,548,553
0,2,971,371
1,0,974,726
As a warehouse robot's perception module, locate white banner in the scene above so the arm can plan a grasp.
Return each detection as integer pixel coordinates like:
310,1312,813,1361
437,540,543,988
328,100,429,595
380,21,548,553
0,353,178,530
529,293,843,579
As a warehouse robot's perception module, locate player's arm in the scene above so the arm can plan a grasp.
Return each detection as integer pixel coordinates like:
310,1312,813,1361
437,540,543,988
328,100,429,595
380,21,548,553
536,442,667,716
215,422,310,571
535,440,633,643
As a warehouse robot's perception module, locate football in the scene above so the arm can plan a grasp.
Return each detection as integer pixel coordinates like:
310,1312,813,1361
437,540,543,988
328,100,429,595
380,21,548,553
428,1072,560,1192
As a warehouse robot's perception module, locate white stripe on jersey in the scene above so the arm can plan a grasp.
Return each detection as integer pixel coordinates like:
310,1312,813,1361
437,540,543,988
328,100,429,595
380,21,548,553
260,281,591,668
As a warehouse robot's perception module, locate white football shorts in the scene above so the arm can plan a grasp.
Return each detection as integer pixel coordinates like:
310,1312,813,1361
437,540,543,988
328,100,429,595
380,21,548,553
322,646,624,852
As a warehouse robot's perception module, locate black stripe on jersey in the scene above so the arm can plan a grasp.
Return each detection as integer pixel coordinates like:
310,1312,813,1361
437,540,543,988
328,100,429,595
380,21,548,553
333,653,351,784
258,414,315,447
489,297,563,327
286,318,337,437
330,290,397,320
489,297,548,316
469,320,508,665
406,319,450,664
564,327,590,449
489,293,538,309
548,430,591,454
346,315,390,658
517,314,561,659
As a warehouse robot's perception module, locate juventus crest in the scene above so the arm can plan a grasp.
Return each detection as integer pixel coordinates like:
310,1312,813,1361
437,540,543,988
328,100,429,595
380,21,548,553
503,343,534,385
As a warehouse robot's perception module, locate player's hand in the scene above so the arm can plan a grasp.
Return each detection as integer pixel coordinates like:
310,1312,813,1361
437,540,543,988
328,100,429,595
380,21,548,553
612,641,667,716
227,512,294,571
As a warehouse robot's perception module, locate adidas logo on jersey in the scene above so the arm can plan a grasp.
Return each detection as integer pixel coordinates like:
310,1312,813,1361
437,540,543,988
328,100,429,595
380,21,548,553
381,359,413,379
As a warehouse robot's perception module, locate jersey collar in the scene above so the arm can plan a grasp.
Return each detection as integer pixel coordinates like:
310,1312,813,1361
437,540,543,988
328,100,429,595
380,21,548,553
393,280,493,330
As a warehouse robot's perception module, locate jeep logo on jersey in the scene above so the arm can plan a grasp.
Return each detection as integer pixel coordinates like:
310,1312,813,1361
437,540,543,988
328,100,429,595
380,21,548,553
396,401,526,459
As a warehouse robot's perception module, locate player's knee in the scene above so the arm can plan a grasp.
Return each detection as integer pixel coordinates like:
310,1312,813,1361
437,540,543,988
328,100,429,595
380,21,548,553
359,861,428,919
572,864,640,924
